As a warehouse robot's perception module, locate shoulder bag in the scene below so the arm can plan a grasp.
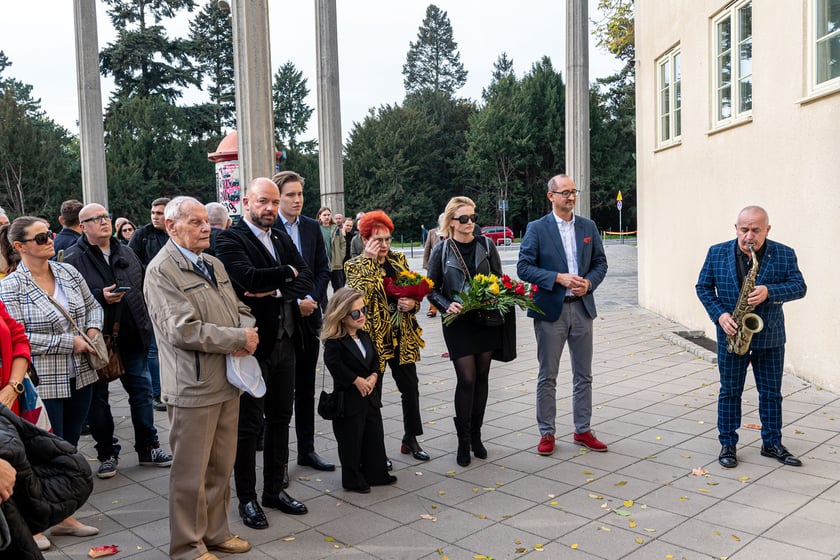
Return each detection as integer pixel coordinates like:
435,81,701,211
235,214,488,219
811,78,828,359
448,239,505,327
317,362,344,420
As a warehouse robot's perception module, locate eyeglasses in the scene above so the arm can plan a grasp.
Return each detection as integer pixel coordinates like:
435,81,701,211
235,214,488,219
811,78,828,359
81,214,111,224
454,214,478,224
20,231,53,245
550,189,579,198
347,306,368,321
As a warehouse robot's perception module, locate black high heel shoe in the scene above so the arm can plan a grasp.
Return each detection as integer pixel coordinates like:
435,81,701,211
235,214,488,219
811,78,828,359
400,437,430,461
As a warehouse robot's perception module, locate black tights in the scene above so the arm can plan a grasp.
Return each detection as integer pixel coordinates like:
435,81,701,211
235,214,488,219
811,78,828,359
453,351,492,427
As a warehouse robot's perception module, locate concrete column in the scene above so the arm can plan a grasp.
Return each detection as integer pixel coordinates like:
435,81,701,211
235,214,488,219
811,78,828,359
231,0,274,184
315,0,345,215
73,0,108,206
565,0,590,218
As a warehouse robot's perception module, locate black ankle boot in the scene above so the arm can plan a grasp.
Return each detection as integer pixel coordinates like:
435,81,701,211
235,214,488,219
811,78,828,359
454,418,471,466
471,431,487,459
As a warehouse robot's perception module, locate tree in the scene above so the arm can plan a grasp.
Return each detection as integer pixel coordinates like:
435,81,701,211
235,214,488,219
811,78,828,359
0,61,80,218
100,0,199,102
272,61,315,152
402,4,468,95
188,0,236,136
344,103,443,238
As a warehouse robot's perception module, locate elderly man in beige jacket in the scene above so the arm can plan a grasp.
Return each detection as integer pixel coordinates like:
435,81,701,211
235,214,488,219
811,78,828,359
144,196,258,560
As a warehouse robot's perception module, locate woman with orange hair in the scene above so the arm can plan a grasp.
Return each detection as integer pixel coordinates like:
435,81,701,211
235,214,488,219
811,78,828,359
344,210,430,462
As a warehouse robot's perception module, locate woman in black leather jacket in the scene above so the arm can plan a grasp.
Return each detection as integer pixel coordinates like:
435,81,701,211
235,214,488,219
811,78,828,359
0,404,94,560
427,196,503,467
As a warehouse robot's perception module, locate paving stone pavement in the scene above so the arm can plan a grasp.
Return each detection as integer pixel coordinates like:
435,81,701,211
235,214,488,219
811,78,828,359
45,242,840,559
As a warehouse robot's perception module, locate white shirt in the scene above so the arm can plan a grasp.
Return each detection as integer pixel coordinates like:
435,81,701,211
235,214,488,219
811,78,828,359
554,212,577,296
244,220,277,261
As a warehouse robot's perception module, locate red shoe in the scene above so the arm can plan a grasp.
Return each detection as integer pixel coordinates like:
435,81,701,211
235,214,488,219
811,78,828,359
573,431,608,452
537,434,555,456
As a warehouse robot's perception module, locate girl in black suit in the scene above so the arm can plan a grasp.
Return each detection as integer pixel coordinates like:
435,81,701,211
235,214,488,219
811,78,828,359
321,288,397,493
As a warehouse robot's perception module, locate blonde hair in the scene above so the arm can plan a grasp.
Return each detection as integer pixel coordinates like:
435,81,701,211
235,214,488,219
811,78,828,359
440,196,476,235
320,287,366,341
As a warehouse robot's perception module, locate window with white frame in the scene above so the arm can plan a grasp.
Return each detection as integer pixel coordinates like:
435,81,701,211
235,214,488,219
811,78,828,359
656,47,681,147
814,0,840,89
712,1,752,125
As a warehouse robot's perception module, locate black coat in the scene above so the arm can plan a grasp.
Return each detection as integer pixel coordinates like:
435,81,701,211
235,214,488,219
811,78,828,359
214,220,314,360
0,405,93,560
323,331,382,416
128,223,169,266
62,235,153,353
273,215,331,335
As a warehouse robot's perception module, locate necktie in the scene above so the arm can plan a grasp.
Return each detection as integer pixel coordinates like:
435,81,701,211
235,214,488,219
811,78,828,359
195,256,216,284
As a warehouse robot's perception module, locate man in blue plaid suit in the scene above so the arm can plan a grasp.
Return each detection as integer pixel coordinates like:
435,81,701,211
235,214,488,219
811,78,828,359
696,206,806,468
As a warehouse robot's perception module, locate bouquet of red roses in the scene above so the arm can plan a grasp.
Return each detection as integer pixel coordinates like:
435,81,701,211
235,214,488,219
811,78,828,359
383,270,434,327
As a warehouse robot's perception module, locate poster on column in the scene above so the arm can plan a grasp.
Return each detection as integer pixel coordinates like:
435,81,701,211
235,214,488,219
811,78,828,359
216,161,241,217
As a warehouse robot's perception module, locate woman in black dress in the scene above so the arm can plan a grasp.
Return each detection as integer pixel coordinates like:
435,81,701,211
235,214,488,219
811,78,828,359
321,287,397,493
427,197,503,466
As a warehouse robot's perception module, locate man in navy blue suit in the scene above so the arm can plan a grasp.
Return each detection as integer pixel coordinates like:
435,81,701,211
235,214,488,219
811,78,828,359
272,170,335,473
696,206,806,469
215,177,314,529
518,174,608,456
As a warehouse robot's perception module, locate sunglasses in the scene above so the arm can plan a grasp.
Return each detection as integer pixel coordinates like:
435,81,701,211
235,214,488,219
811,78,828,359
347,306,368,321
454,214,478,224
20,231,53,245
121,226,135,233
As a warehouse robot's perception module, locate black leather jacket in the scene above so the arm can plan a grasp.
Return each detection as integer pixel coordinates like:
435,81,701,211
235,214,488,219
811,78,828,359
426,236,503,311
0,405,93,560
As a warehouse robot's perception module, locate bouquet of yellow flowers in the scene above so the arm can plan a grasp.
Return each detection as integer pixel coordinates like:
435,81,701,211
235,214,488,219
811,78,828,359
442,273,541,326
383,270,435,327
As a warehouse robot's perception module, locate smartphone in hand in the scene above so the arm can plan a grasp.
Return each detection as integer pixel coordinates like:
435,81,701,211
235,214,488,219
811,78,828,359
112,287,132,293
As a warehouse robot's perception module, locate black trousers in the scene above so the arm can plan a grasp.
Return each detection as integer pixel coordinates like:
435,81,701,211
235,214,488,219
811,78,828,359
333,399,389,490
234,334,295,502
388,358,423,437
294,329,319,454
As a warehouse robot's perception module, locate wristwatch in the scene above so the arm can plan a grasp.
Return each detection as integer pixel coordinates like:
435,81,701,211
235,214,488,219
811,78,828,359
7,381,24,395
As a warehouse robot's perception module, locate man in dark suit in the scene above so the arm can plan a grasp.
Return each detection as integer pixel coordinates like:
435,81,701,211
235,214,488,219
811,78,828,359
696,206,806,469
517,174,608,456
215,178,314,529
272,170,335,472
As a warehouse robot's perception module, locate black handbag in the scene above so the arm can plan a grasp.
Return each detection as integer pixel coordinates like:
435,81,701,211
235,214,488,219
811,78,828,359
492,309,517,362
316,364,344,420
474,308,505,327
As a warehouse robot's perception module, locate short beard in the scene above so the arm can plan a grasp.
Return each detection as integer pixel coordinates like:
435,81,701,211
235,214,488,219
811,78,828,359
250,209,276,229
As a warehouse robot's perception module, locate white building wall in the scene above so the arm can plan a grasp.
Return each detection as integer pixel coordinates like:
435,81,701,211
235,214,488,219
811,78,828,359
636,0,840,390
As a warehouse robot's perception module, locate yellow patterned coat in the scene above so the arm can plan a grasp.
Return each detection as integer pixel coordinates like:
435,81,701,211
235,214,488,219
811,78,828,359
344,251,424,370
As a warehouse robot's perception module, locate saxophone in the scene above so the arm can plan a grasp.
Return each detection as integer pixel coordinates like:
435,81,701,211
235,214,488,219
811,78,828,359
727,245,764,355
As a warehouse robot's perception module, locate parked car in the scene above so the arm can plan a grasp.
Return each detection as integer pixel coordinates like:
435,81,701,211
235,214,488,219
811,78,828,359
481,225,514,246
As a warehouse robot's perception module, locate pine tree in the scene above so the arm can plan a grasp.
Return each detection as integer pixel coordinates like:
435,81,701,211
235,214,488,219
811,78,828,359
402,4,468,95
272,61,315,152
188,0,236,135
100,0,199,102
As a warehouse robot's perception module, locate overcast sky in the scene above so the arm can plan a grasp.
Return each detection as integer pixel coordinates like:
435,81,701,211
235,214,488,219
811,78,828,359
3,0,623,142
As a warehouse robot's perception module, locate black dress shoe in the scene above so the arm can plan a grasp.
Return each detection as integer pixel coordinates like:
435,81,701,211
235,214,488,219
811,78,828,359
238,499,269,529
262,490,308,515
344,484,371,494
370,475,397,486
400,438,431,461
761,444,803,466
298,451,336,471
719,445,737,468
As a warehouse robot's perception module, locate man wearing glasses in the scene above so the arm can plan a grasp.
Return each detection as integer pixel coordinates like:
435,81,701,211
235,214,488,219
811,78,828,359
517,174,609,456
64,205,173,478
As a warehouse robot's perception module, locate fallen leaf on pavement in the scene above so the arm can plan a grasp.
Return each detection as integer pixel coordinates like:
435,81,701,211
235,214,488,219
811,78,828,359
692,467,709,476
